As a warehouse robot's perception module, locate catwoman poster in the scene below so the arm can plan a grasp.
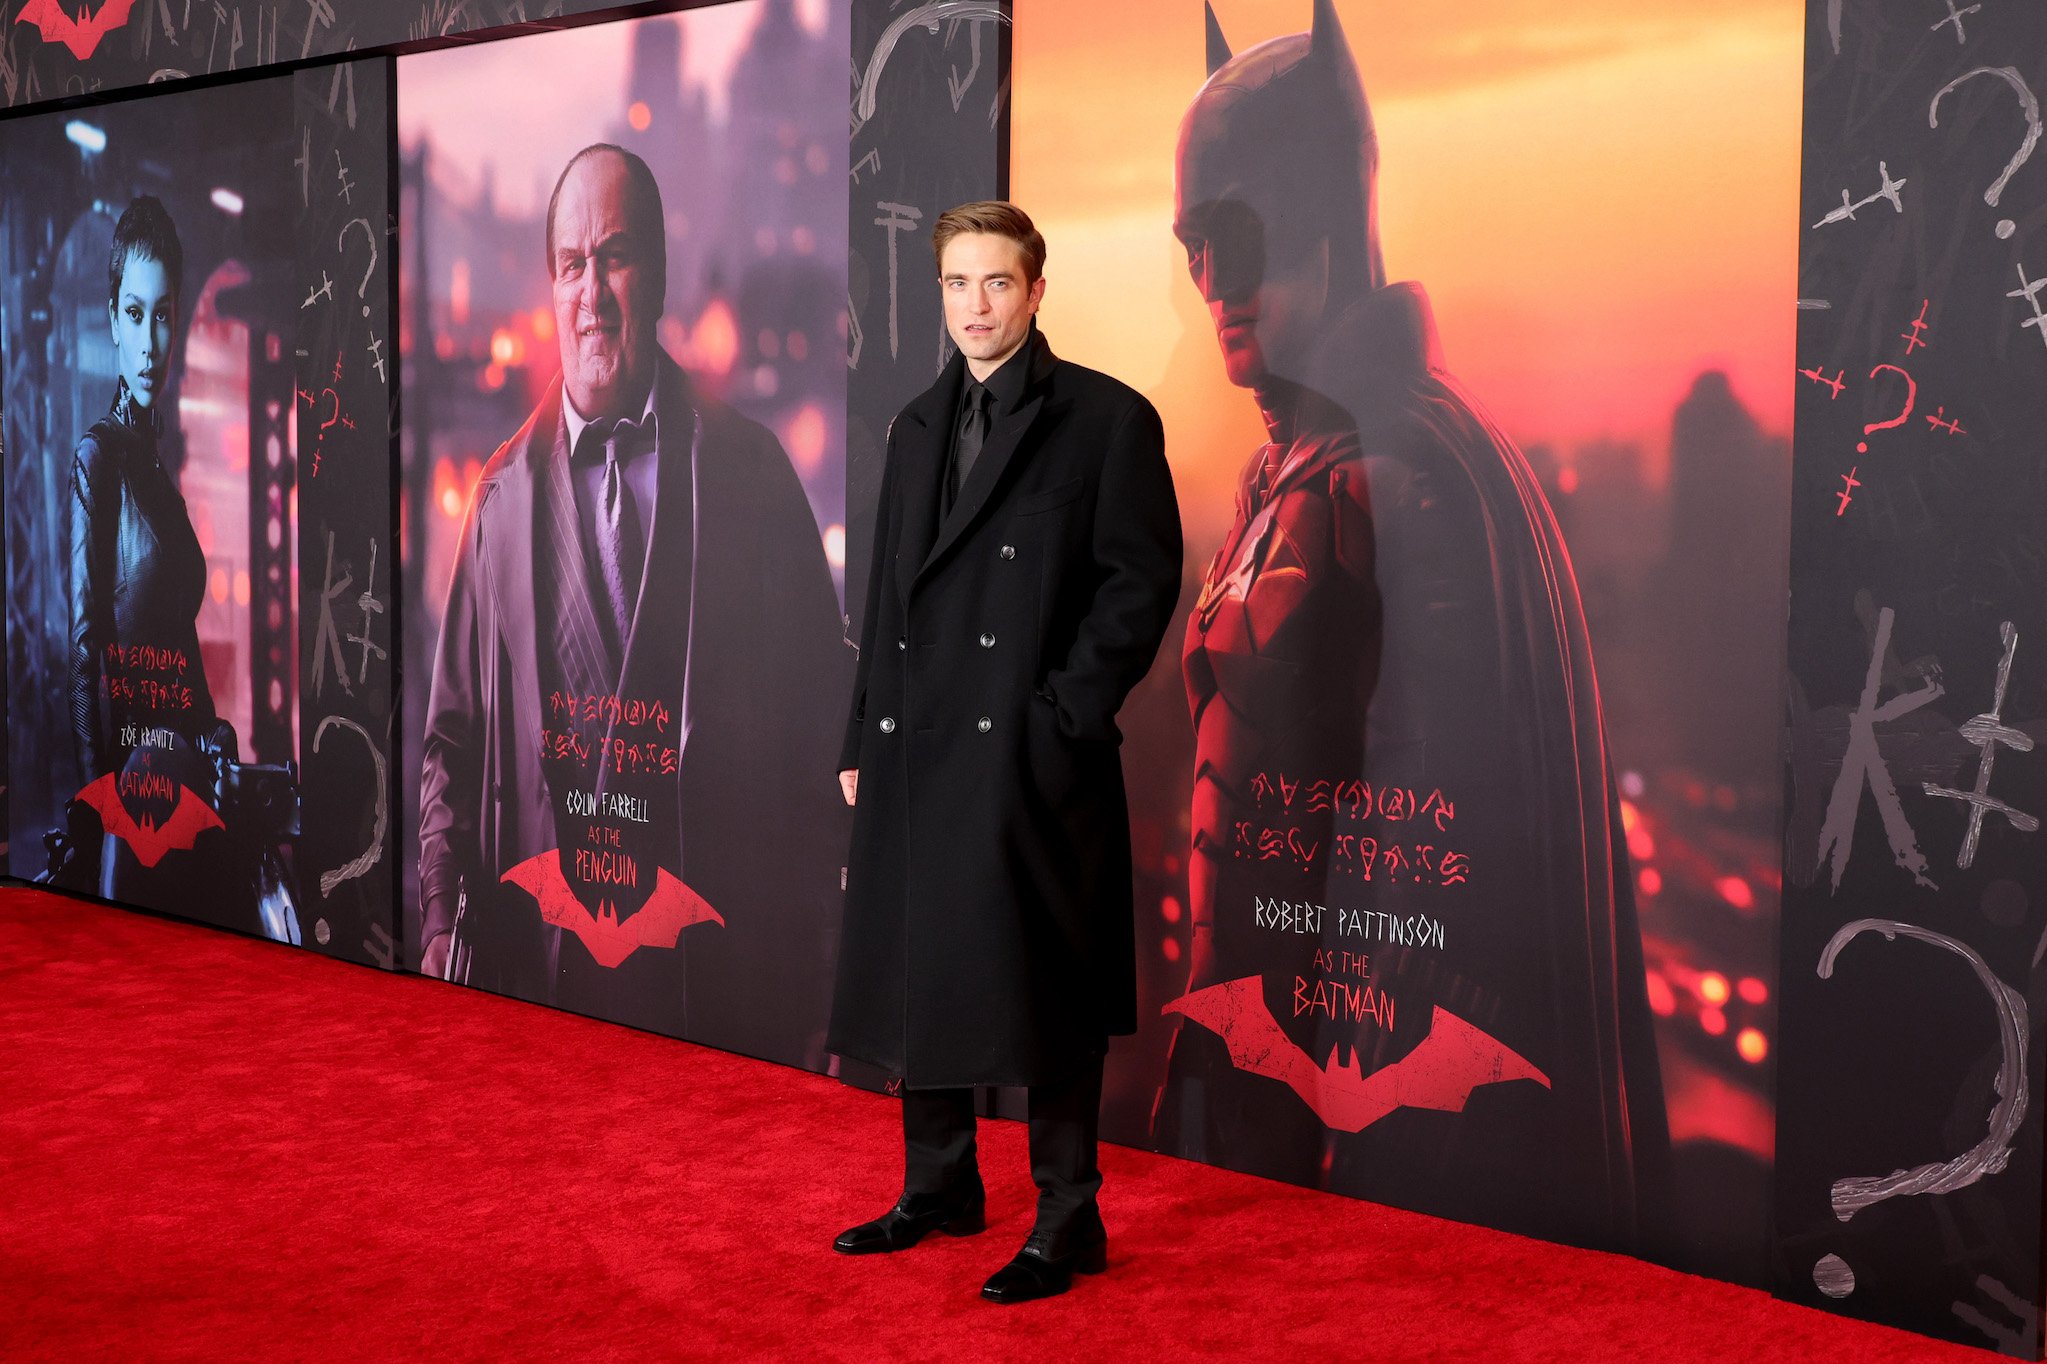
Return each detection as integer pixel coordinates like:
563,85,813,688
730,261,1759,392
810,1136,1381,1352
0,74,303,942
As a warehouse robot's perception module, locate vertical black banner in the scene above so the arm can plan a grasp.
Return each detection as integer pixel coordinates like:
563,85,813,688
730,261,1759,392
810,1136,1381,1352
295,57,398,968
844,0,1009,647
1776,3,2047,1353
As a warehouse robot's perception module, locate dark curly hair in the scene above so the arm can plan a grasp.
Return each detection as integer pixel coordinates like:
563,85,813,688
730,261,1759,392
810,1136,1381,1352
107,196,183,311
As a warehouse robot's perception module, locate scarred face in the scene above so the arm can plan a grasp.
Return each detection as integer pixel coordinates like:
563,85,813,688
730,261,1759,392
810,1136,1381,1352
549,151,661,421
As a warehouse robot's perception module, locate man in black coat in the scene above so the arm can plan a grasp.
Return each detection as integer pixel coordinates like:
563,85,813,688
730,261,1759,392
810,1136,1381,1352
417,145,847,1064
829,202,1181,1302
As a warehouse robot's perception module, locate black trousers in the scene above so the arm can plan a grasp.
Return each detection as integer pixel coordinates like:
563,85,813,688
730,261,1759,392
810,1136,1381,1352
902,1056,1105,1250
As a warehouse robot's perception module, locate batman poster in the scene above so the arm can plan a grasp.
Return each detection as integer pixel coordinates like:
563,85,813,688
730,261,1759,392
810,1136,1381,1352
1011,0,1798,1278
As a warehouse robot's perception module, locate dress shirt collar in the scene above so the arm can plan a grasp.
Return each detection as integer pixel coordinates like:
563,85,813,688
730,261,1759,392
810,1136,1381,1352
966,329,1034,416
564,371,660,461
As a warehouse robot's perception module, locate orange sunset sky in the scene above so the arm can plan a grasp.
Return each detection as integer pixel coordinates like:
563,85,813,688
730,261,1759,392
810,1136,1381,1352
1013,0,1804,536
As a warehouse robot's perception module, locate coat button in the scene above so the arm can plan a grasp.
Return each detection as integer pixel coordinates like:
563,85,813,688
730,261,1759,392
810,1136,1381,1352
979,632,996,648
977,717,992,733
999,545,1016,560
879,717,896,733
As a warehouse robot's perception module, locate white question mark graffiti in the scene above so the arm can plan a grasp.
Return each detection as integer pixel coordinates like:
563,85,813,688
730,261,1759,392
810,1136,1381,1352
1929,67,2043,241
338,216,378,319
312,714,387,898
1810,918,2028,1298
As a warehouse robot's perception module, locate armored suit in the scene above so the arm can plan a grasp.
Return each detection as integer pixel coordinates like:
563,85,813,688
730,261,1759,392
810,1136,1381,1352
1156,0,1669,1254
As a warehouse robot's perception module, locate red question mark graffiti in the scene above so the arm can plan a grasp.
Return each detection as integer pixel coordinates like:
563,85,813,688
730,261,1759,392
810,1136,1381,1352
1858,364,1916,453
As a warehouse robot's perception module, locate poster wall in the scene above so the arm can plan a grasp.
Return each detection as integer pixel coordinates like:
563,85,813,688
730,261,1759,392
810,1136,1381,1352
396,2,854,1068
1012,0,1800,1279
0,73,309,943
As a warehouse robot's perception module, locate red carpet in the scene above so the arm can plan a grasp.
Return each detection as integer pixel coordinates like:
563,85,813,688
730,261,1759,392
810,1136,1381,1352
0,888,1979,1362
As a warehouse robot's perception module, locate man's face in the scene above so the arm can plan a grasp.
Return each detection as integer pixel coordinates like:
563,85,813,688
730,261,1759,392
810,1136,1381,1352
1174,126,1328,389
939,232,1045,377
549,152,660,420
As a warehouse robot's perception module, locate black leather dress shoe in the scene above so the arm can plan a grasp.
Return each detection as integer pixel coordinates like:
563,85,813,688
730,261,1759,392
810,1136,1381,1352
833,1186,987,1255
979,1234,1109,1303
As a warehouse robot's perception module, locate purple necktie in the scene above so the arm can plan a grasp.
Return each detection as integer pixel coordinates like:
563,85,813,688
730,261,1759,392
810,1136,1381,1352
595,417,648,659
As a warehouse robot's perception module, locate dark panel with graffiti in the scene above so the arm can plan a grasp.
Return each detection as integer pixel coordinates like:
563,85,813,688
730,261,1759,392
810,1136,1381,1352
1775,2,2047,1352
294,57,396,967
844,0,1009,651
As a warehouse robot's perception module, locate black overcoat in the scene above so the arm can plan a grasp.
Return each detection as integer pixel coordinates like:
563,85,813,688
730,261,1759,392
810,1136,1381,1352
829,330,1181,1088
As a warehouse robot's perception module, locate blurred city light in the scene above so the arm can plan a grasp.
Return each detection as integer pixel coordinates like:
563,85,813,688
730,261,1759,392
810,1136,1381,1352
1714,875,1756,911
66,120,106,153
210,188,245,216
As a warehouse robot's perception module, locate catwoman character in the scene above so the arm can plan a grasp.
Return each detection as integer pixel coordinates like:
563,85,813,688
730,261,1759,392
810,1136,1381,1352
68,197,224,782
1154,0,1669,1253
52,196,297,937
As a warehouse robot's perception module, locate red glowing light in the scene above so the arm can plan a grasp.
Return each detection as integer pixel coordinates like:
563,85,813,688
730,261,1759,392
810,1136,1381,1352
1698,1007,1727,1037
783,403,828,475
1699,972,1731,1006
1737,977,1769,1006
1736,1028,1769,1063
692,298,739,377
1714,875,1755,911
1161,895,1184,925
1619,800,1654,860
1557,465,1579,495
627,101,651,132
1638,867,1662,897
1644,971,1676,1017
1162,937,1182,963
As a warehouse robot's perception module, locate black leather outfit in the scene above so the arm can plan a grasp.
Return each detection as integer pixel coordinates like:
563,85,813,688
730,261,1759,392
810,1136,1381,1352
68,379,219,774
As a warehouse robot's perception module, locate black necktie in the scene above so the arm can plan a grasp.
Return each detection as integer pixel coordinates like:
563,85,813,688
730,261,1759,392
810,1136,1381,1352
593,416,649,659
950,382,991,510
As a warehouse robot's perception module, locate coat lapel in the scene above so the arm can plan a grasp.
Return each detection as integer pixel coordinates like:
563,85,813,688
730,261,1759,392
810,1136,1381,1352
892,357,963,600
613,361,699,773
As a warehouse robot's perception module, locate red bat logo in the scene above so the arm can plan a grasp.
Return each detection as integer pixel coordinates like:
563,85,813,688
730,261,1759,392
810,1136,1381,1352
1164,975,1550,1132
74,772,224,868
501,850,722,968
14,0,140,61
